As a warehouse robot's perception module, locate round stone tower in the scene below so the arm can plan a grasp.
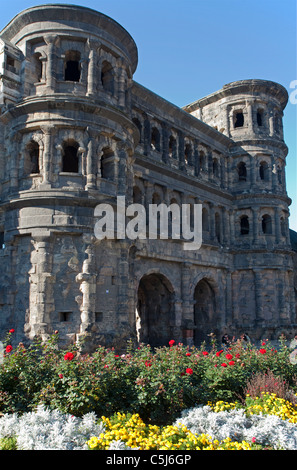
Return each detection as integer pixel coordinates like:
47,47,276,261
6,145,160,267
0,4,139,347
185,79,295,340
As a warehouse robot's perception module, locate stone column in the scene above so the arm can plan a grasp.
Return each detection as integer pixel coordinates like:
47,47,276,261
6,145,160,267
271,155,278,193
85,127,97,190
44,35,59,93
274,206,281,244
162,124,169,164
229,209,235,245
40,125,55,186
178,132,185,171
10,133,21,192
252,207,259,245
247,100,254,133
116,243,132,344
181,262,194,346
208,203,215,241
268,108,275,136
27,235,55,341
194,140,199,177
117,143,127,196
117,59,127,108
254,269,265,328
76,235,97,349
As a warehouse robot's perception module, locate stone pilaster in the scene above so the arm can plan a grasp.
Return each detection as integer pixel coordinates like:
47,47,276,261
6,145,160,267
26,235,55,341
76,235,97,349
44,35,60,93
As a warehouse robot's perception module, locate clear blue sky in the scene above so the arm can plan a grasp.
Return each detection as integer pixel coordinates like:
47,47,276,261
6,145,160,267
1,0,297,230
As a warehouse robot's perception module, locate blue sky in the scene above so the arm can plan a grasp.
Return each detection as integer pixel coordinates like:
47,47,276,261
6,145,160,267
1,0,297,230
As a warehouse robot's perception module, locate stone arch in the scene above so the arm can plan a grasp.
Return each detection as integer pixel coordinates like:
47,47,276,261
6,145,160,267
136,272,175,347
62,138,79,173
21,132,44,177
64,50,81,82
193,277,217,345
101,60,115,94
189,272,220,345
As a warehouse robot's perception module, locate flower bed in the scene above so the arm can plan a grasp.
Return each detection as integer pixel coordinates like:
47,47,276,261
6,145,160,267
1,330,297,449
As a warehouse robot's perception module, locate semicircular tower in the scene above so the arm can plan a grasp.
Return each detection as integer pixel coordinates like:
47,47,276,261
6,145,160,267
185,79,295,340
0,4,139,347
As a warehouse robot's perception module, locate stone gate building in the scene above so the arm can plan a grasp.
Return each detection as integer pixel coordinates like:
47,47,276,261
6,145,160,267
0,4,296,350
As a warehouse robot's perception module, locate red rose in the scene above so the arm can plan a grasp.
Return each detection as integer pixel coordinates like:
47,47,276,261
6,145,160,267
64,352,74,361
229,361,235,366
186,352,191,356
259,348,266,354
169,340,175,347
202,351,208,356
145,361,152,367
186,368,193,375
5,345,13,353
9,329,15,333
216,350,223,356
221,362,227,367
59,374,63,379
226,353,233,360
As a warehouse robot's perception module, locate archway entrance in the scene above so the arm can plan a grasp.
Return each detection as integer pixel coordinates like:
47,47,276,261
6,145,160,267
136,273,174,347
194,278,216,346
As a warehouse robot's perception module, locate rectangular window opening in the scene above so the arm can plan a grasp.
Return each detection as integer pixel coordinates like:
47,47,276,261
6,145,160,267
59,311,72,322
95,312,103,323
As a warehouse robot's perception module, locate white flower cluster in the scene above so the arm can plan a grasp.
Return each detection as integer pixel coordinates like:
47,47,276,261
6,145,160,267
174,405,297,450
0,405,104,450
2,404,297,450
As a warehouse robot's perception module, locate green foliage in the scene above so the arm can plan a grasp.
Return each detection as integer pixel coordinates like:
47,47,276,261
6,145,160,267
1,330,297,425
0,436,17,450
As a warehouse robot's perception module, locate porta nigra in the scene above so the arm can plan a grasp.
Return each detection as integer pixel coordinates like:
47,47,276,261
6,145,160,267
0,4,296,350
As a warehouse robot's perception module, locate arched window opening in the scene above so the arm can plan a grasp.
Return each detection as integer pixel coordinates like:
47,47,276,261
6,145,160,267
202,208,209,232
257,109,263,127
101,147,115,181
274,113,280,134
101,61,114,94
62,140,79,173
212,158,219,178
259,161,269,181
184,144,192,165
152,192,161,205
32,52,42,83
194,279,216,346
234,111,244,128
237,161,247,181
136,273,175,347
64,51,81,82
26,140,40,174
280,217,287,237
151,127,161,152
277,166,282,185
133,186,142,204
132,118,142,143
169,136,177,158
199,151,205,173
262,214,272,234
215,212,221,243
0,231,4,250
240,215,249,235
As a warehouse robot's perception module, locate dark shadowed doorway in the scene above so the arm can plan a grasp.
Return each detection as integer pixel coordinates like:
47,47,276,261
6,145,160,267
136,273,175,347
194,278,217,346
